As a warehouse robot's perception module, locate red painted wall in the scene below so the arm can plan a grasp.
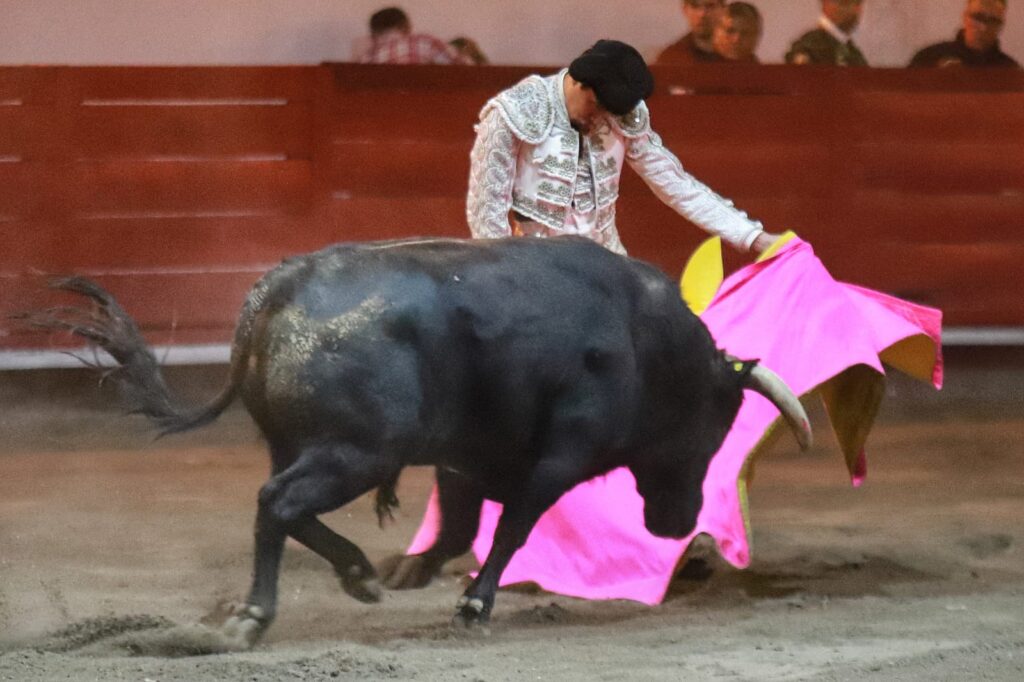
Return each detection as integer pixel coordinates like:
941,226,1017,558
2,63,1022,350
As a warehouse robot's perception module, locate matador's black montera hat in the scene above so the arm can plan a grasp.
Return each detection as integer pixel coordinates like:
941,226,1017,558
568,40,655,116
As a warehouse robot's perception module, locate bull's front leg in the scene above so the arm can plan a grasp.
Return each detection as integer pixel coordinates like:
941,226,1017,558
453,456,589,628
381,466,485,589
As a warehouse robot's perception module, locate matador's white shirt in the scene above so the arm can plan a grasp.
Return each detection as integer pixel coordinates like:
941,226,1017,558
466,69,764,254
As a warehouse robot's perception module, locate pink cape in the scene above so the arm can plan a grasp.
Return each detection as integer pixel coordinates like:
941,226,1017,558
408,237,943,605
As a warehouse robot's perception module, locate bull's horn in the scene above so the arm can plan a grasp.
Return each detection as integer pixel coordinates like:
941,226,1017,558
746,365,813,451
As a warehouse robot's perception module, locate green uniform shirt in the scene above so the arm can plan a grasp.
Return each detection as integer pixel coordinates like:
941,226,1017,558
786,28,868,66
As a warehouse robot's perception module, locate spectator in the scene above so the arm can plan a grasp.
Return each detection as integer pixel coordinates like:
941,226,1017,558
466,39,783,258
909,0,1020,68
450,37,489,65
355,7,473,65
713,2,764,62
786,0,868,66
656,0,727,65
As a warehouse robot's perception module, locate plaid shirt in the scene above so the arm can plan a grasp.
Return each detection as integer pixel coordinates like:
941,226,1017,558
358,30,472,65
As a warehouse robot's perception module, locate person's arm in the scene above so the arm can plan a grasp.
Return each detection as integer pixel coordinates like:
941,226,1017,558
466,107,520,239
625,126,768,253
749,230,779,254
424,35,472,65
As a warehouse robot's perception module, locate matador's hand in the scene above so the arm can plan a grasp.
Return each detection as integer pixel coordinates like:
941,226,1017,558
750,231,782,256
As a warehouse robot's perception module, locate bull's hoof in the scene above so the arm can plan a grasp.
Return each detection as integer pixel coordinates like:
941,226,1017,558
339,564,383,603
219,603,269,650
451,595,491,633
377,553,439,590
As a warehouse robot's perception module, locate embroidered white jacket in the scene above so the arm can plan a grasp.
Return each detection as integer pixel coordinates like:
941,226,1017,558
466,69,764,254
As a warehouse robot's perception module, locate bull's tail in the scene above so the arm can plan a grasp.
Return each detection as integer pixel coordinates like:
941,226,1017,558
19,276,254,437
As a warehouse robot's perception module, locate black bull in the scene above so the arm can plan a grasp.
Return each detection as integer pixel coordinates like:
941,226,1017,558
27,236,811,645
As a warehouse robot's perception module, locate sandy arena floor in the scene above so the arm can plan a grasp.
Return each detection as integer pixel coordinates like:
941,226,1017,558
1,348,1022,681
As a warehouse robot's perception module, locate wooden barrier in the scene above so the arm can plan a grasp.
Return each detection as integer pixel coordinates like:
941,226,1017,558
1,63,1022,353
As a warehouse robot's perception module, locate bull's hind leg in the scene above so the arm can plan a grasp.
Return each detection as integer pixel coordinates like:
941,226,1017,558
225,442,396,647
380,467,485,589
289,518,382,603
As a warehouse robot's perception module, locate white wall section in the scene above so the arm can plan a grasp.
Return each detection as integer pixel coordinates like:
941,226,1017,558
1,0,1021,68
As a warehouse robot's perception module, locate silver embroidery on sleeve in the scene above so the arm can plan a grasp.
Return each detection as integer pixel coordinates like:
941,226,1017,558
612,102,651,139
467,109,519,239
625,118,763,250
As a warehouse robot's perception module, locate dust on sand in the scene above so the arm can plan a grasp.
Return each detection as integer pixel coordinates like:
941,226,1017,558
1,351,1022,681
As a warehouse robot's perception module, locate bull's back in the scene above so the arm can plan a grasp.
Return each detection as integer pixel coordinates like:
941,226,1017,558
241,237,653,460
